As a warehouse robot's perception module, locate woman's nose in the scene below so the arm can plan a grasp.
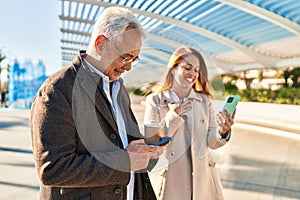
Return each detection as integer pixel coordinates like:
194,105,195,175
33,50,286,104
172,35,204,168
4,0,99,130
190,70,197,76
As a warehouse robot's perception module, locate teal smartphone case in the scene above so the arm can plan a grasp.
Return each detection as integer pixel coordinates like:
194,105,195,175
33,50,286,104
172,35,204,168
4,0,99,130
222,95,240,116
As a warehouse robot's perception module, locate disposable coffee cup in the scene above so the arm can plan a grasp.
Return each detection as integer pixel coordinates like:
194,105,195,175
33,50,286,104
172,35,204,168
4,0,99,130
144,123,162,145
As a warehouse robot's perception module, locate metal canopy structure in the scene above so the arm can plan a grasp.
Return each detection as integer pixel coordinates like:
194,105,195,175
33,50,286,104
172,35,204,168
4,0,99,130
59,0,300,85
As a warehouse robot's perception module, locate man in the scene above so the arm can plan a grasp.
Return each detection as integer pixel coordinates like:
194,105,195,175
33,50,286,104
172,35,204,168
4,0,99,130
30,7,162,200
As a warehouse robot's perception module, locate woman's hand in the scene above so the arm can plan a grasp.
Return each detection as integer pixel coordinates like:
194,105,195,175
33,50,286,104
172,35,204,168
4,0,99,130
216,109,236,136
167,99,193,116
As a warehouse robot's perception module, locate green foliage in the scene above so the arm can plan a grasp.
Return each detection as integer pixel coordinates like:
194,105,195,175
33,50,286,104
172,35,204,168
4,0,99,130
290,68,300,88
0,51,6,63
128,82,160,96
127,87,145,96
224,82,238,92
282,67,300,87
212,90,226,100
210,76,224,92
132,87,145,96
277,88,300,104
223,83,239,100
234,88,300,105
211,75,238,99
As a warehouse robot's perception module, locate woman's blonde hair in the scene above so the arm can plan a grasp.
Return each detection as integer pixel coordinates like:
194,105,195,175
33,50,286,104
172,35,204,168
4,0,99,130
157,47,212,96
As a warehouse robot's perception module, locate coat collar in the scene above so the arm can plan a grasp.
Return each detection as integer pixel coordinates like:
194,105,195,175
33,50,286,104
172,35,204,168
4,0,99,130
187,88,203,102
160,88,203,105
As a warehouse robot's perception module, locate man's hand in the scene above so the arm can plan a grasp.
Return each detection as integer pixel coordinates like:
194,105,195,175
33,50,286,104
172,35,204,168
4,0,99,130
126,139,163,171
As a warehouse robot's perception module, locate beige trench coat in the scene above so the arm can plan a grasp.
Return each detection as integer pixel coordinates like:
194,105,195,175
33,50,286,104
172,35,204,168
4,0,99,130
144,89,230,200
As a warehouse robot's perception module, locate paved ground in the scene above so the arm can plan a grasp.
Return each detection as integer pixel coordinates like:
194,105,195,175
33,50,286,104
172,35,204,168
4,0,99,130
0,109,39,199
0,96,299,200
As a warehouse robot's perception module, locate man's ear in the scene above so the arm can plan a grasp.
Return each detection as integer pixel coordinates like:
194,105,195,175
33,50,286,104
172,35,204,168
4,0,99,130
95,35,107,55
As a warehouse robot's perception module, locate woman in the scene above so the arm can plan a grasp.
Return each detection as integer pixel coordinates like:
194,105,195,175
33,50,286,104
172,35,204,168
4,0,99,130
144,47,235,200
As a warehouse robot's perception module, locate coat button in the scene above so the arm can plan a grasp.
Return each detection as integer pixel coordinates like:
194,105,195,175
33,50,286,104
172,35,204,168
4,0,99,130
169,152,175,156
201,119,206,124
114,187,121,194
110,134,117,140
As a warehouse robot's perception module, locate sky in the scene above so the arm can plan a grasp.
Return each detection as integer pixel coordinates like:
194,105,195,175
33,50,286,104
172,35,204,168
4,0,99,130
0,0,61,76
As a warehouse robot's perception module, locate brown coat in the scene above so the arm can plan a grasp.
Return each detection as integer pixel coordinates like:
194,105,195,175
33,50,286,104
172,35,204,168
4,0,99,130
144,89,230,200
30,51,156,200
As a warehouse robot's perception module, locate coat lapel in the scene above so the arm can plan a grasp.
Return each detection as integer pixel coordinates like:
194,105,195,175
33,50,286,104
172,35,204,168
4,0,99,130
75,59,119,135
160,90,178,105
117,82,142,142
187,89,203,102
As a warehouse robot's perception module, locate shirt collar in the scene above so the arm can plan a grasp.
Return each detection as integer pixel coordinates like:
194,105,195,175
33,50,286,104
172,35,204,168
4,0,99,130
82,58,110,83
161,88,203,105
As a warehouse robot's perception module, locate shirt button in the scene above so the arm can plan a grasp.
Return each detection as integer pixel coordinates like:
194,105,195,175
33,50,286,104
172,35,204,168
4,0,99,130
201,119,206,124
110,134,117,140
114,187,121,194
169,152,175,156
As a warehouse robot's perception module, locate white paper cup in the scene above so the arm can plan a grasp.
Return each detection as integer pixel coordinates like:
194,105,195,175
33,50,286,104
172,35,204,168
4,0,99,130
144,123,162,145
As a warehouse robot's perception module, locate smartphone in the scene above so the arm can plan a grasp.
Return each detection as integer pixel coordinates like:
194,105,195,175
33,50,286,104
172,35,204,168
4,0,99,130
153,136,174,146
222,95,240,116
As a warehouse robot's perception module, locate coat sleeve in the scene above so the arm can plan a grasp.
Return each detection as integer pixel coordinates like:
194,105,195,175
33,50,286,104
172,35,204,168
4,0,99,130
206,97,230,149
30,83,130,187
144,94,184,137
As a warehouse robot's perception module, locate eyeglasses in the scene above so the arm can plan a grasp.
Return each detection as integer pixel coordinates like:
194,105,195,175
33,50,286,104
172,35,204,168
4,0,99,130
176,63,200,73
106,38,140,65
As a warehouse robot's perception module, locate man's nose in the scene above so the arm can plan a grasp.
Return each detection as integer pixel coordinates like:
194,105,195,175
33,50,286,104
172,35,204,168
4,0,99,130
122,63,132,71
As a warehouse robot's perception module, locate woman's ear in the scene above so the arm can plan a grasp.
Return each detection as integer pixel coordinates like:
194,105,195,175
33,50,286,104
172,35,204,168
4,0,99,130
95,35,107,55
171,69,175,75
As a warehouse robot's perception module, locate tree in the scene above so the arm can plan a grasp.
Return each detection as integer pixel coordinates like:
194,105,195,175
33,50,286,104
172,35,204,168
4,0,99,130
243,71,254,89
283,68,292,87
0,52,5,63
290,67,300,88
0,50,7,93
283,67,300,88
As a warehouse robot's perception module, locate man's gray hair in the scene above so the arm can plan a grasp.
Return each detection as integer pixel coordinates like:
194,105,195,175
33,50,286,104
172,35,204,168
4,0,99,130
86,6,146,57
